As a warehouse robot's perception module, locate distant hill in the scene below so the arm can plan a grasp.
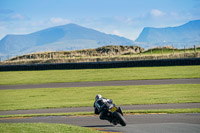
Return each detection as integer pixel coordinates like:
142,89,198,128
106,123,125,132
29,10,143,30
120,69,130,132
135,20,200,48
1,20,199,58
3,45,199,65
0,23,134,56
9,45,144,61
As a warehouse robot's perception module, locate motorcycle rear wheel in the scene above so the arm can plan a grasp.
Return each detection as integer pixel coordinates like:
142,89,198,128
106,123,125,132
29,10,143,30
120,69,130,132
114,112,126,126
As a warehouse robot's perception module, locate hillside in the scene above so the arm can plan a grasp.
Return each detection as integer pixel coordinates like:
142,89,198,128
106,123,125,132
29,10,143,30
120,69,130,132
0,24,134,56
135,20,200,48
2,45,200,65
8,45,144,61
1,20,199,57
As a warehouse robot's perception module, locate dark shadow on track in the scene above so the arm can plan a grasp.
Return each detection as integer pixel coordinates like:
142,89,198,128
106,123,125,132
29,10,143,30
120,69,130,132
84,125,114,127
84,125,123,133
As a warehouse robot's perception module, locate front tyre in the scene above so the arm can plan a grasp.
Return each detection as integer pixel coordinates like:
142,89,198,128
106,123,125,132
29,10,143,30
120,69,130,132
114,112,126,126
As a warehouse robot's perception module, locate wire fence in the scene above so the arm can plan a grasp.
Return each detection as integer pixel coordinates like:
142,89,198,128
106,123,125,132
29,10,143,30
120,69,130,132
1,58,200,71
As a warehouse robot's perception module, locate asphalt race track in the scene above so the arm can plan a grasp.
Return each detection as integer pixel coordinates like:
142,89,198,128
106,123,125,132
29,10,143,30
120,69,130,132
0,113,200,133
0,103,200,115
0,78,200,90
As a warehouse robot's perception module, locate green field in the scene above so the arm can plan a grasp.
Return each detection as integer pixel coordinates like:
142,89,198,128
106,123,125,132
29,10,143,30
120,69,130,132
142,47,200,55
0,84,199,111
124,108,200,114
0,65,200,85
0,123,100,133
0,66,199,133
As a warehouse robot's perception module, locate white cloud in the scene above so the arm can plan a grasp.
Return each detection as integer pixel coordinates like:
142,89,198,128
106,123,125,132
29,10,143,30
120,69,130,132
30,21,45,26
11,13,27,20
150,9,164,17
113,30,121,36
0,12,28,21
0,26,6,31
0,26,7,39
11,14,24,19
49,17,71,25
114,16,134,25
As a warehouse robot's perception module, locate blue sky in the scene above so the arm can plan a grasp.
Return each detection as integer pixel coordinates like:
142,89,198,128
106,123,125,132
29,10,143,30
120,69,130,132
0,0,199,40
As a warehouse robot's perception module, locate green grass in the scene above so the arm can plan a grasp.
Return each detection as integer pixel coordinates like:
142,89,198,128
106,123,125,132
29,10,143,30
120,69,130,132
124,108,200,114
0,112,93,118
143,47,200,54
0,84,199,111
1,108,200,118
0,65,200,85
0,123,101,133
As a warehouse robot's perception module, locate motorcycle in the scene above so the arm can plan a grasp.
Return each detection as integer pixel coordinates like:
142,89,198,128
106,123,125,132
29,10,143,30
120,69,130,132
101,102,127,126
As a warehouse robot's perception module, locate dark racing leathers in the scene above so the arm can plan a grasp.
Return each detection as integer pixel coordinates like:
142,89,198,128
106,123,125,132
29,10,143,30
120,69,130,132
94,98,113,121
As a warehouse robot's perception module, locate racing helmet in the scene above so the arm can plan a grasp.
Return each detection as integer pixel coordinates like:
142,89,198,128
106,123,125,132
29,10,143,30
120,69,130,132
95,94,102,100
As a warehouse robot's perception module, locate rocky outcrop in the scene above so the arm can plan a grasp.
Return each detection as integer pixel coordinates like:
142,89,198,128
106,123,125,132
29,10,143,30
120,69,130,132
9,45,144,61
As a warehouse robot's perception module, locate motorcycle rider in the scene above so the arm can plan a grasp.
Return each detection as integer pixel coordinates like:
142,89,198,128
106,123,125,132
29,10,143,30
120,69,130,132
94,94,113,122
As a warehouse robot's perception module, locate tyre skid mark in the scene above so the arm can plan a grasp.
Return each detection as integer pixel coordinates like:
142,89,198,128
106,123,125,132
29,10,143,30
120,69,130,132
0,117,32,120
89,127,122,133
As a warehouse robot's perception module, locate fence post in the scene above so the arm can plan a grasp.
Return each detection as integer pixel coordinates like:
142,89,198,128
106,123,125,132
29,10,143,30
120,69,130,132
184,46,186,53
194,45,196,53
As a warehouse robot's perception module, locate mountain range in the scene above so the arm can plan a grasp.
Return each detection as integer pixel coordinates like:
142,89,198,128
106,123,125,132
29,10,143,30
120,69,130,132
0,20,200,56
135,20,200,48
0,24,134,56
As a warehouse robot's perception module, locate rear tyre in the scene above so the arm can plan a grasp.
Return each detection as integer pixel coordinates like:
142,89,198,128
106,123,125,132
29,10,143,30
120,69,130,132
114,112,126,126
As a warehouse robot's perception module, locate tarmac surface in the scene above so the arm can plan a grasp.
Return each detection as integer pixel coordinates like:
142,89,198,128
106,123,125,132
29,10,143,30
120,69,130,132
0,78,200,90
0,103,200,115
0,113,200,133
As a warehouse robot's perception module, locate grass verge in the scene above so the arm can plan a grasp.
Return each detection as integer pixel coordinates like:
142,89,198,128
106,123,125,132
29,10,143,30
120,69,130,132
143,47,200,54
0,65,200,85
0,123,101,133
0,84,200,111
0,108,200,118
124,108,200,114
